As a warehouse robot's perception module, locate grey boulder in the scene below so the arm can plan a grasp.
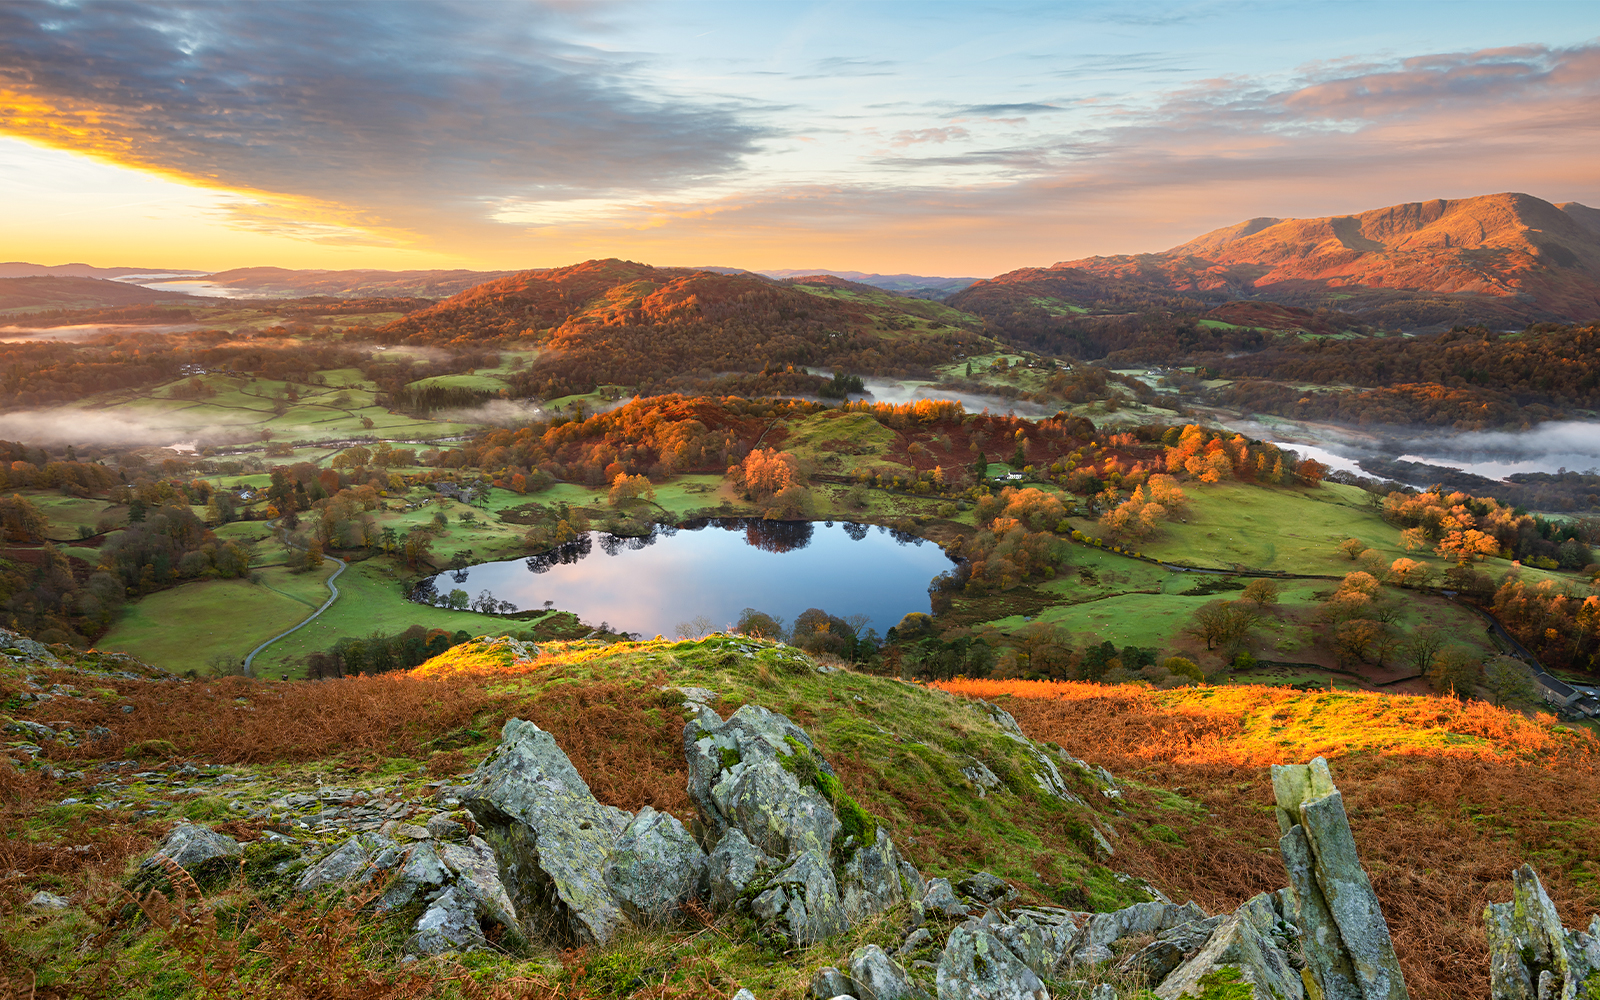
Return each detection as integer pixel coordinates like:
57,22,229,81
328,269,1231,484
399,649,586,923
462,718,632,947
849,943,917,1000
147,823,242,879
604,805,709,924
936,924,1048,1000
751,850,848,946
709,828,774,912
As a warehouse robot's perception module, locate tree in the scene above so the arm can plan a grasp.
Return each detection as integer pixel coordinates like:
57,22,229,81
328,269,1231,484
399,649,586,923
1241,579,1280,609
1483,657,1539,706
1337,537,1367,560
1401,626,1448,676
973,454,989,480
1428,645,1484,695
302,539,324,572
734,608,785,641
608,472,656,507
1184,600,1258,652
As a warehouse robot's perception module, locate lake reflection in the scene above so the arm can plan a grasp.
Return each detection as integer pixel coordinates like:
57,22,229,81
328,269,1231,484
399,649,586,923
415,518,957,638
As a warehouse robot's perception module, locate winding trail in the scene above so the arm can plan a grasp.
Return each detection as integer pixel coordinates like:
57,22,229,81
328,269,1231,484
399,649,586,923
243,525,347,675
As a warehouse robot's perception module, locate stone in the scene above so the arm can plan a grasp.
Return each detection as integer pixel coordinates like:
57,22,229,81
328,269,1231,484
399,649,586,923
1273,757,1407,1000
685,704,840,861
731,991,758,1000
1154,909,1306,1000
297,836,377,893
899,861,927,902
1484,864,1600,1000
936,924,1048,1000
406,835,522,955
993,914,1055,979
957,871,1015,906
392,823,431,840
147,822,243,878
960,757,1003,796
811,966,854,1000
1118,914,1227,985
426,813,468,841
1070,900,1206,966
900,928,934,955
4,719,56,742
709,828,773,912
374,842,450,914
462,718,630,947
28,890,69,909
839,826,908,920
604,805,709,924
751,850,848,946
922,878,970,918
850,944,916,1000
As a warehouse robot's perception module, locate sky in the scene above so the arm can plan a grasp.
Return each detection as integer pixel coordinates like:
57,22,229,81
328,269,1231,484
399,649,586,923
2,0,1598,276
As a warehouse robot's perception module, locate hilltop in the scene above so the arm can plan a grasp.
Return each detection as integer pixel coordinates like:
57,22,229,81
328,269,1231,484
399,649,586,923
956,193,1600,332
374,258,989,396
0,276,198,314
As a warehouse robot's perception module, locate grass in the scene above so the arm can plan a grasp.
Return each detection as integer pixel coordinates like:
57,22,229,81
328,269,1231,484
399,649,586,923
95,562,340,674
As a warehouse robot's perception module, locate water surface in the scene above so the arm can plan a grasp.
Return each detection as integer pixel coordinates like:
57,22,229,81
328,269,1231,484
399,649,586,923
418,518,958,638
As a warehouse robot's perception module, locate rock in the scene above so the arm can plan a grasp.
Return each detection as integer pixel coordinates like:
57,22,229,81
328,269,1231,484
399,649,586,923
850,944,916,1000
1090,986,1116,1000
1118,914,1227,985
392,823,431,840
936,924,1048,1000
922,878,970,918
148,822,243,877
685,704,840,860
297,836,376,894
811,966,854,999
900,861,927,901
1484,864,1600,1000
900,928,934,955
1273,757,1407,1000
426,813,468,841
604,805,709,923
957,871,1015,906
731,991,759,1000
4,719,56,742
1069,900,1206,966
839,826,908,920
960,757,1003,796
407,835,522,955
1154,908,1306,1000
374,842,450,914
709,828,773,912
462,718,630,947
993,914,1055,979
28,890,69,909
751,850,848,946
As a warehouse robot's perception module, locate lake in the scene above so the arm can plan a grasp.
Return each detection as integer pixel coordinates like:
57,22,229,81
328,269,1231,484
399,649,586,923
415,518,959,639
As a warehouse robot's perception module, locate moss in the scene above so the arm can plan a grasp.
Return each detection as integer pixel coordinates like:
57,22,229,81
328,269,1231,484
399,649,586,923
778,734,879,858
241,841,302,888
181,796,231,822
1145,824,1185,845
126,739,179,759
719,747,742,769
1175,966,1254,999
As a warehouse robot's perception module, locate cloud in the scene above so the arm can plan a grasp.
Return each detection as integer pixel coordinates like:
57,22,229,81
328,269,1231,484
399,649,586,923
889,127,971,148
955,103,1068,116
0,2,766,240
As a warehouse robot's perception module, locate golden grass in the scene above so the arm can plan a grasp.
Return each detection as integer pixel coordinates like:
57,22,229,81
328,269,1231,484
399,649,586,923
932,677,1600,1000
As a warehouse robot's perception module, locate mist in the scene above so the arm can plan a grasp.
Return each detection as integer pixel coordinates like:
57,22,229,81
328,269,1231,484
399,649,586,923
850,377,1060,420
0,322,203,343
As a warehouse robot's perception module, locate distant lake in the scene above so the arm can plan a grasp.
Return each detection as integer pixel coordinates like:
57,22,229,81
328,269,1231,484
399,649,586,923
416,518,959,638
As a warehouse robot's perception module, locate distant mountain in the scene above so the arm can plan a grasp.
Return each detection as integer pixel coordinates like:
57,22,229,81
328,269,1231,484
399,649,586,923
0,262,196,280
0,276,197,313
374,258,985,396
956,193,1600,332
759,269,980,299
200,266,522,299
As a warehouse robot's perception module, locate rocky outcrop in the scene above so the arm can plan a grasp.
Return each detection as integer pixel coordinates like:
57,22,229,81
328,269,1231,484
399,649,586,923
686,703,912,946
936,922,1049,1000
604,806,709,924
1154,892,1306,1000
1272,757,1408,1000
462,718,633,947
144,822,243,882
1484,864,1600,1000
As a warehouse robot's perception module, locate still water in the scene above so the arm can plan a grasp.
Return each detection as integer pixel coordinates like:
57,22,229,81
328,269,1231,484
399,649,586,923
415,518,959,638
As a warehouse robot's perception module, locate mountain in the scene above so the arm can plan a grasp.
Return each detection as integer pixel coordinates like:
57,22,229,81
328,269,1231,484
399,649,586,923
957,193,1600,333
760,268,981,298
199,266,521,299
0,262,196,280
0,275,197,313
375,258,986,395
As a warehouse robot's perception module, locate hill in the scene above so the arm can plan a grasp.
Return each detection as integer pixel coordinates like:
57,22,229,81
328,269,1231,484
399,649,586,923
199,266,522,300
0,275,197,314
3,631,1596,999
761,269,982,299
375,259,989,396
956,194,1600,335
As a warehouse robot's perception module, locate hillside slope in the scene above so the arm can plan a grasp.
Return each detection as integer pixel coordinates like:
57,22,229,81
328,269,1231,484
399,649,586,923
377,259,988,395
0,275,197,313
958,193,1600,333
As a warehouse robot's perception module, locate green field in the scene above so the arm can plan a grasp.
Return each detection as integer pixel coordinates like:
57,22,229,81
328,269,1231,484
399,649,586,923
96,563,339,674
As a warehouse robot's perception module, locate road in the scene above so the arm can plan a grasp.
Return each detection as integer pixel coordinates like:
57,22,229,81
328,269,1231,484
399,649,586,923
242,525,348,676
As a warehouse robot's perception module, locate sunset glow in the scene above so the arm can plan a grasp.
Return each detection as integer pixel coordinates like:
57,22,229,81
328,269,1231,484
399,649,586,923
4,1,1598,273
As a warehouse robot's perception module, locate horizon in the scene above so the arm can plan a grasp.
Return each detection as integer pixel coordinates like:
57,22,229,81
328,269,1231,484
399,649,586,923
3,2,1599,274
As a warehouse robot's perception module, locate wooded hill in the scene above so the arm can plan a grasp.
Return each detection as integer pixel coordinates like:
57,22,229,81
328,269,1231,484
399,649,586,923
375,259,988,396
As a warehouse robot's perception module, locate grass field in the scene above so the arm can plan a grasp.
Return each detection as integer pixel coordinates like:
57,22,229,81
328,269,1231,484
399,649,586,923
242,559,520,678
96,562,339,674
